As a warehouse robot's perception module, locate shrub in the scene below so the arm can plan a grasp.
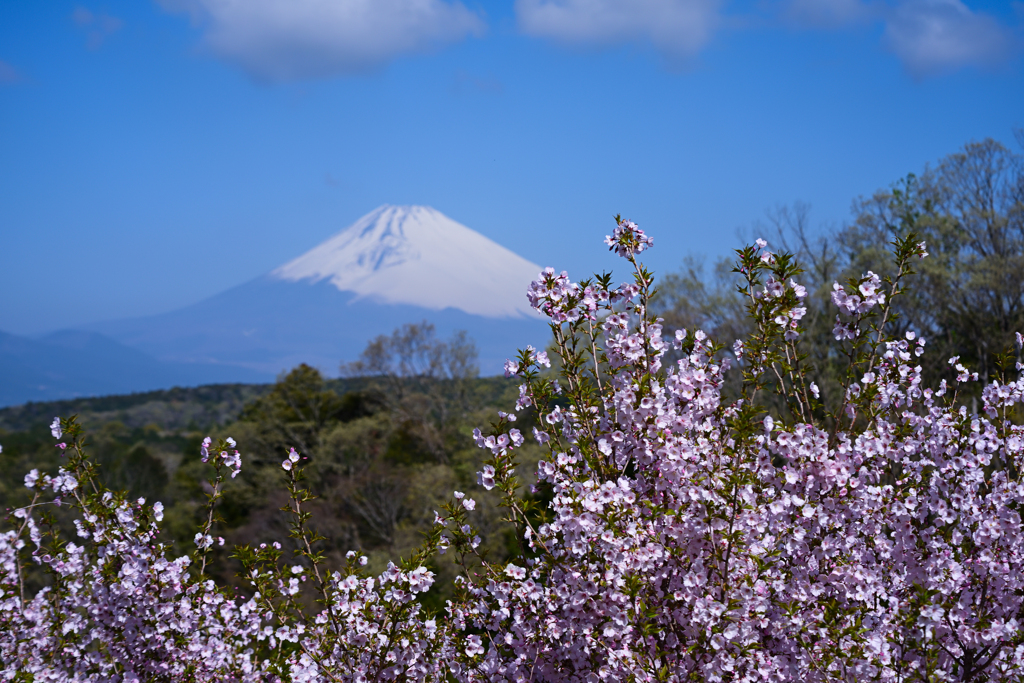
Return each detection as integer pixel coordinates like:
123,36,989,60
4,220,1024,682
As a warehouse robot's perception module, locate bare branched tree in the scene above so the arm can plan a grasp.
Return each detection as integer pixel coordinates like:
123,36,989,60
340,321,478,462
347,470,408,547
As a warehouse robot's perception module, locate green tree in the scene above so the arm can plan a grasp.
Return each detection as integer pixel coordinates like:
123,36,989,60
654,137,1024,410
843,138,1024,385
238,363,344,462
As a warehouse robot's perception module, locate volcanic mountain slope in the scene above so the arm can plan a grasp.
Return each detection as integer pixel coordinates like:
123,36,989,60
273,205,540,318
86,205,550,377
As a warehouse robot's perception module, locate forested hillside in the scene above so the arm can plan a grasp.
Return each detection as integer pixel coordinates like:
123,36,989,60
0,383,271,433
0,323,535,606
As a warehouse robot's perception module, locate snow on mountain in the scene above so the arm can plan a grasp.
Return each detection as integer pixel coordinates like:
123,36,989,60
271,205,541,319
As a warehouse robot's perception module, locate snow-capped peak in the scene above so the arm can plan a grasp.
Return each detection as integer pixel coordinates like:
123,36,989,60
271,205,543,319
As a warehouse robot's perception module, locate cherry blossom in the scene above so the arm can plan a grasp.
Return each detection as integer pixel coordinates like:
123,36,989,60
2,221,1022,682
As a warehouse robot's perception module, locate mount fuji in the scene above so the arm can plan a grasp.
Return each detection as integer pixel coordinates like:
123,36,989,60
273,205,540,319
78,205,551,380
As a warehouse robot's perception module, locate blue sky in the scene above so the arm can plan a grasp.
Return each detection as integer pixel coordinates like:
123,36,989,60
1,0,1022,335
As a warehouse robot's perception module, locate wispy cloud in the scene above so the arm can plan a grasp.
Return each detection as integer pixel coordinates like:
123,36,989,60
781,0,1017,76
883,0,1014,77
0,60,20,84
784,0,876,29
159,0,485,82
73,7,125,50
515,0,721,60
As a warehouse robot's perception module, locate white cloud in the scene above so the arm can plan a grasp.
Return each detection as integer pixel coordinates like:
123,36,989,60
781,0,1017,77
515,0,721,59
883,0,1014,76
159,0,485,81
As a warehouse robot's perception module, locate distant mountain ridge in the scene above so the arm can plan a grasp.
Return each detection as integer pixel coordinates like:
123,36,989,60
56,205,552,383
0,329,272,408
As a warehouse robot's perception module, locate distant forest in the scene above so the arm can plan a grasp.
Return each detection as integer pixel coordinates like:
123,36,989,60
2,134,1022,603
0,323,536,609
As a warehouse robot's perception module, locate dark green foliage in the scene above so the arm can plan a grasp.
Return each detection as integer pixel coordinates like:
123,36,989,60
0,346,537,605
842,139,1024,386
0,383,271,433
115,444,168,501
238,364,350,463
336,390,384,423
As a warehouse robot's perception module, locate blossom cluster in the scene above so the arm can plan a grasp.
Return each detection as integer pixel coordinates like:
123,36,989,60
3,223,1023,682
604,217,653,257
1,447,266,681
452,229,1024,681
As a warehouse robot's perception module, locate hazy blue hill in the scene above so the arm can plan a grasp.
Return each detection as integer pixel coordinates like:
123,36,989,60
0,329,273,408
84,277,549,376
